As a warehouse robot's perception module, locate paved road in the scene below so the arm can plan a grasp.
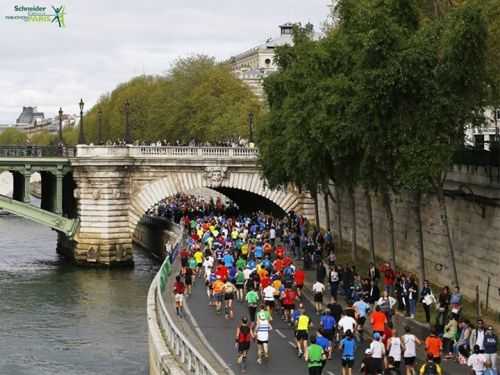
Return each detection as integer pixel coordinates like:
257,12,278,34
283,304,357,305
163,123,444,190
186,277,372,375
185,274,477,375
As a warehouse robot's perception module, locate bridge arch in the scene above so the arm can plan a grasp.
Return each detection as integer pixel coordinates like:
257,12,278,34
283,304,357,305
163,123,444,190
129,170,309,233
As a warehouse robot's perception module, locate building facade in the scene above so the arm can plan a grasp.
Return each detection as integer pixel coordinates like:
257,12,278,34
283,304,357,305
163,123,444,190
230,23,298,99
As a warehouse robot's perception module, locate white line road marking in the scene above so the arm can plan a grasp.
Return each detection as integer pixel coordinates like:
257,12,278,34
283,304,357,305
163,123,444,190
288,340,296,348
327,371,335,375
275,329,286,338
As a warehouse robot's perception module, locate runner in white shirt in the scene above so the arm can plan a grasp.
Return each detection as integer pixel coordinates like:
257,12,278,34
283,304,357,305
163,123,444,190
402,326,421,375
312,281,326,314
369,332,385,373
338,314,357,336
387,328,402,368
467,345,487,375
255,317,272,364
263,285,276,315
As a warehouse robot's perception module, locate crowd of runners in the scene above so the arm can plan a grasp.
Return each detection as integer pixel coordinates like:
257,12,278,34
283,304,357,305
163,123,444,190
167,194,498,375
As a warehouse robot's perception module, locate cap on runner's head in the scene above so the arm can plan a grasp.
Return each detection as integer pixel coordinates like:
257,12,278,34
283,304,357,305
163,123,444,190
373,332,381,340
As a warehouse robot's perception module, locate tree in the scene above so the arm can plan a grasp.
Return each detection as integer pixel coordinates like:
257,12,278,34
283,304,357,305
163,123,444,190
396,3,489,288
30,130,56,145
0,128,27,145
83,56,262,144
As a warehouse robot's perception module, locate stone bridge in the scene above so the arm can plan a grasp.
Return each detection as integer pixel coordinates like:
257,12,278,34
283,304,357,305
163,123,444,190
0,145,315,266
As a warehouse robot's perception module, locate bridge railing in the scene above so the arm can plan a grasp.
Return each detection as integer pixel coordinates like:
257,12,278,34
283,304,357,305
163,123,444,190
130,145,258,158
0,145,75,158
75,145,258,159
147,225,219,375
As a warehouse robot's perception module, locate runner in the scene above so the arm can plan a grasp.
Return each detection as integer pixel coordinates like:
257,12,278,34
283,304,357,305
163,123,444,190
307,333,326,375
369,332,385,375
387,328,403,369
235,317,253,373
402,326,421,375
312,279,326,315
418,353,443,375
424,328,443,365
254,312,272,364
224,279,236,319
173,275,185,317
340,330,357,375
354,295,370,336
212,276,225,314
245,286,260,323
262,282,276,316
235,267,246,301
296,308,312,359
319,309,336,347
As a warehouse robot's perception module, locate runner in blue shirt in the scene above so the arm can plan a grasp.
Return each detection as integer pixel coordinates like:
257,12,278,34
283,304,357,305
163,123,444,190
316,330,332,362
320,309,336,343
353,296,370,335
340,330,357,375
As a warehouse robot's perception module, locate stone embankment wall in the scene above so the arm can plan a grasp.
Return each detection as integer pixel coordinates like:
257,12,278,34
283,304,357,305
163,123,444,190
317,165,500,313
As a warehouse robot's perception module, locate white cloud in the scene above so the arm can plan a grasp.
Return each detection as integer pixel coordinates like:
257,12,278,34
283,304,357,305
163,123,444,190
0,0,330,122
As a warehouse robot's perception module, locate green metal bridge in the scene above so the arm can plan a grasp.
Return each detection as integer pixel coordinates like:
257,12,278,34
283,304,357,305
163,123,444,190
0,194,79,237
0,146,79,238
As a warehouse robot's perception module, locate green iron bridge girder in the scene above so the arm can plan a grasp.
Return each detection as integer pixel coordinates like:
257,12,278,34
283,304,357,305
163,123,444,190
0,194,79,237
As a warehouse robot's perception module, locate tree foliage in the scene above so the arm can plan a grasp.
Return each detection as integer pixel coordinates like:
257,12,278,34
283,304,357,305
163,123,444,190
0,128,27,145
81,55,262,144
258,0,491,273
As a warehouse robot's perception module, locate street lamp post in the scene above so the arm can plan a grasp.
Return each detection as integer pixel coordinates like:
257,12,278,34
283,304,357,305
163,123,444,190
248,112,254,143
97,107,103,145
78,98,86,144
124,100,131,145
58,107,63,144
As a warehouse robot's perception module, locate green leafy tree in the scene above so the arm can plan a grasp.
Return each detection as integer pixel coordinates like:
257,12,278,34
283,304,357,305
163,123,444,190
82,56,262,144
0,128,27,145
30,130,57,145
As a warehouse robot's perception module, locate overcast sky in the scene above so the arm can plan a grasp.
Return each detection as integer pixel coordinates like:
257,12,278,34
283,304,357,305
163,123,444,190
0,0,330,123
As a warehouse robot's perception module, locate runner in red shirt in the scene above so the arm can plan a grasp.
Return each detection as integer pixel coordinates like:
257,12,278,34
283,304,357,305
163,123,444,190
260,274,271,289
215,264,229,282
282,287,298,322
173,275,185,317
294,268,305,297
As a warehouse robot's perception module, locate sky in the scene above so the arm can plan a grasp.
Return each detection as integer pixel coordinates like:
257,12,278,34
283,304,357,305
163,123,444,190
0,0,331,123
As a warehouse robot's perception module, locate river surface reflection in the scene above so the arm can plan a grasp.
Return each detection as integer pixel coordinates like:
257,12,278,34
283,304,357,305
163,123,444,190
0,215,158,375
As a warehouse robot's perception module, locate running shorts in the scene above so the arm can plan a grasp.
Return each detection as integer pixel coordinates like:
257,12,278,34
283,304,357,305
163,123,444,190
296,330,308,341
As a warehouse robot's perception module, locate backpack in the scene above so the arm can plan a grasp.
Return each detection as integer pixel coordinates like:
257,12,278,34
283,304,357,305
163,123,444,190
422,362,437,375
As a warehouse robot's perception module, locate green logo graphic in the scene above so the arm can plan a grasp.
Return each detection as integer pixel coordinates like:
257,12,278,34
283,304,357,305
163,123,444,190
5,5,66,28
51,6,65,27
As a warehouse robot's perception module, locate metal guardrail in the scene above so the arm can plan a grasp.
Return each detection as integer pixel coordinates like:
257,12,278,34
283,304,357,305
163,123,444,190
147,227,219,375
0,145,75,158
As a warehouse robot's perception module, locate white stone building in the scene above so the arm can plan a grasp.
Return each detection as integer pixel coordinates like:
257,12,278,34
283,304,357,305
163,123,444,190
230,23,319,98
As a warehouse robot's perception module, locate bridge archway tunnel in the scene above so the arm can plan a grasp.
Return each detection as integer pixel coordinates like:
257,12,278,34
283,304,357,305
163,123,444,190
128,172,307,234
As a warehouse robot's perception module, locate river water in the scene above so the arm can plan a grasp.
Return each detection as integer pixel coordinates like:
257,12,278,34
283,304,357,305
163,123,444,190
0,215,159,375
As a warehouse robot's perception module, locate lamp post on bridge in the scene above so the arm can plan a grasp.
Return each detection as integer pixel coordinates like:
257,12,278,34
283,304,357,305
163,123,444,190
124,99,131,145
58,107,64,145
78,98,86,145
248,112,254,144
97,107,103,145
